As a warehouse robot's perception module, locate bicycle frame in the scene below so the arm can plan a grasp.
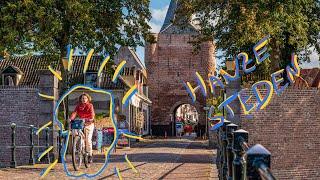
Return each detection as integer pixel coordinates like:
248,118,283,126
72,128,86,152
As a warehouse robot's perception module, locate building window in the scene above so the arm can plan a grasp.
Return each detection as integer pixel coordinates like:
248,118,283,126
140,73,143,83
4,75,15,86
135,70,140,81
1,65,23,86
143,109,148,131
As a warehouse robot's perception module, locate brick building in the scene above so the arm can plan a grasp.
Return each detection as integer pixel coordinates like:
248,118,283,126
145,0,216,136
114,46,152,135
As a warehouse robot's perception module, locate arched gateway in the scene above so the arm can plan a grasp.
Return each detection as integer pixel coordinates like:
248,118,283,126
145,0,216,136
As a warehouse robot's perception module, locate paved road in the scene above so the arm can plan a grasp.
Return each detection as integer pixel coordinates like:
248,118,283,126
0,138,218,179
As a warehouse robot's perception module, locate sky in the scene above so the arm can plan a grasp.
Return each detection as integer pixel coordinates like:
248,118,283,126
136,0,319,69
135,0,170,63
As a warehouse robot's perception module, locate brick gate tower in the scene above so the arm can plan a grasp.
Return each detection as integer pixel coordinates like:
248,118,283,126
145,0,216,136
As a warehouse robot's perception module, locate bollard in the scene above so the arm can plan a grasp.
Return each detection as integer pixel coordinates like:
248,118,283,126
232,129,249,180
45,127,50,163
244,144,272,180
214,119,222,170
29,125,35,165
58,130,62,163
226,123,238,180
216,127,221,172
216,126,221,170
221,120,231,180
10,123,17,168
218,120,230,180
165,131,167,139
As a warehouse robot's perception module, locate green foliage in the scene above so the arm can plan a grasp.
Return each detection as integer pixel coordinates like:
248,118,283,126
177,0,320,72
95,112,107,121
58,110,67,124
207,95,224,116
0,0,153,57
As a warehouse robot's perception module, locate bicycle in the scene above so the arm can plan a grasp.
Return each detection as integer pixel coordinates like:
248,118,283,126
70,119,91,171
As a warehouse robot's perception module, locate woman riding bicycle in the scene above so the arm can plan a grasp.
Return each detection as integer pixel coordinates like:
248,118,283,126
69,93,95,163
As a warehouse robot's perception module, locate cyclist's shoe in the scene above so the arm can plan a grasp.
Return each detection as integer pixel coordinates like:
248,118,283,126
88,155,93,163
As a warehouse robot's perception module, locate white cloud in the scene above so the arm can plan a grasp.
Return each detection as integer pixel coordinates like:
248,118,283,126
147,5,169,33
300,47,320,68
151,5,169,23
301,50,320,69
149,21,162,33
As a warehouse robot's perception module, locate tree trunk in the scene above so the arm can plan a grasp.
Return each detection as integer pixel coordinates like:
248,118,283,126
269,38,281,72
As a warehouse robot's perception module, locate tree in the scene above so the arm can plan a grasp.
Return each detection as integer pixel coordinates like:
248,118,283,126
0,0,153,121
0,0,153,56
177,0,320,74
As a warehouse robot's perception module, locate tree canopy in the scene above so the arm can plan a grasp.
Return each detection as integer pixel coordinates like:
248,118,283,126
177,0,320,72
0,0,153,59
0,0,153,121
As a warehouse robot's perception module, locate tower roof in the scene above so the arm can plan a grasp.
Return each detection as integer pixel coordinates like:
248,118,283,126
160,0,197,34
160,0,178,32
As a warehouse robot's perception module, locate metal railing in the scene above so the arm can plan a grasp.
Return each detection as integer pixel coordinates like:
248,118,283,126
0,123,60,168
215,120,277,180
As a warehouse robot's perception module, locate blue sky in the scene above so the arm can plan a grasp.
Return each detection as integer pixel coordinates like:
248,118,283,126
136,0,170,63
136,0,319,69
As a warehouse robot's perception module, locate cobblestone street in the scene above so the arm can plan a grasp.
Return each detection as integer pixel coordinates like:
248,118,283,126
0,138,217,180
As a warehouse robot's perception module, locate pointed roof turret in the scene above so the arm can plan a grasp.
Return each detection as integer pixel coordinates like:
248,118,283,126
160,0,178,32
160,0,197,34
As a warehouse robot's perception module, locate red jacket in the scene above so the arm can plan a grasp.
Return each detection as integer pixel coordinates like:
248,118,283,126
71,102,95,120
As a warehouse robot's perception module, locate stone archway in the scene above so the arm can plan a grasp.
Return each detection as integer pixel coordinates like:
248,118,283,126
173,104,199,137
168,99,206,137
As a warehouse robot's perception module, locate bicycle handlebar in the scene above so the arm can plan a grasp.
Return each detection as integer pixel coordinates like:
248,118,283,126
70,118,93,122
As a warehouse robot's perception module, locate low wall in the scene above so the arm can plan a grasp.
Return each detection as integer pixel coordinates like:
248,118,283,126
240,87,320,179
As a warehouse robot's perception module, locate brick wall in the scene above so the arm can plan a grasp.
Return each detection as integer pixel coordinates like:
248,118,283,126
239,87,320,179
0,70,58,167
0,87,40,126
0,87,42,167
145,33,215,135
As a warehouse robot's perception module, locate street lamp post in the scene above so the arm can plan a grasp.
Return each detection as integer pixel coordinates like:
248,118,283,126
203,106,210,139
170,114,174,137
62,57,70,129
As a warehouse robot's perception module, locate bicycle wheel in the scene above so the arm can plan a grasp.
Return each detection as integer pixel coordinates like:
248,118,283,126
72,136,83,171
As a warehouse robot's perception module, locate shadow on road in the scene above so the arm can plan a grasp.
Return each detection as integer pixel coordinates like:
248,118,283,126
93,153,215,164
97,162,147,180
158,163,185,179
